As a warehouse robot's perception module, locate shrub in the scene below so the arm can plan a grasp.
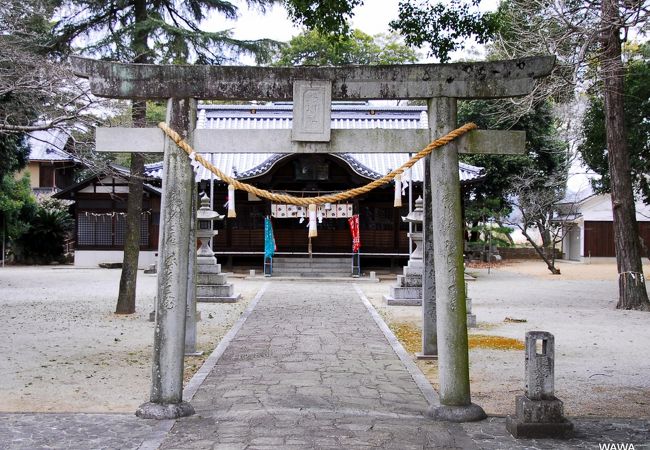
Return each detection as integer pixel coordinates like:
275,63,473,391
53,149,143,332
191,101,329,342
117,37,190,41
15,195,73,264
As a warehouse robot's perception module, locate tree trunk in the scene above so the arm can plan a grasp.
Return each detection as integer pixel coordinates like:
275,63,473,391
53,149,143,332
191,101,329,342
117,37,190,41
539,214,554,264
497,220,515,246
519,226,560,275
115,102,146,314
115,0,149,315
469,220,480,242
601,0,650,311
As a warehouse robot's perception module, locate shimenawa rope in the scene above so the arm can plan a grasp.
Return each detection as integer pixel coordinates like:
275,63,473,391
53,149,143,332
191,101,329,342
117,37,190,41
157,121,477,207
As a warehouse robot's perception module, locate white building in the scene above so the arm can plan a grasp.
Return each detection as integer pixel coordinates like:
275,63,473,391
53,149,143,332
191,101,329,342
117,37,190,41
559,189,650,262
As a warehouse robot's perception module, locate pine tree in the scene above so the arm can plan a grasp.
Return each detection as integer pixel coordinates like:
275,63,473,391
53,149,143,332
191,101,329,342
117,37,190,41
50,0,279,314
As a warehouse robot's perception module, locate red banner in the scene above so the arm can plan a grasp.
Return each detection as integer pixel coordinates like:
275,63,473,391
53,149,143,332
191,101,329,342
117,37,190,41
348,214,361,252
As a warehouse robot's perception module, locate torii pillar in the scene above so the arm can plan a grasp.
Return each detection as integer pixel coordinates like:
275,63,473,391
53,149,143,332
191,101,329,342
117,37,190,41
71,56,553,421
427,97,482,420
138,97,197,419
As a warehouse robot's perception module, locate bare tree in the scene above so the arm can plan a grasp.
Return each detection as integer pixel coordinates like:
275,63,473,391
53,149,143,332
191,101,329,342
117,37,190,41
0,8,128,181
0,39,83,132
0,3,102,136
506,168,579,275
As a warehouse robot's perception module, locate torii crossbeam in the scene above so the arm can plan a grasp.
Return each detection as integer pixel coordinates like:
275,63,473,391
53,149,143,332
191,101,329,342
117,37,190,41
72,56,554,421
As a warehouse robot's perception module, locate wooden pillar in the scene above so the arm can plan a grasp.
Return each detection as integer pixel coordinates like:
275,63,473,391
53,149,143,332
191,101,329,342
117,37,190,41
136,97,196,419
427,97,485,422
393,203,400,252
420,154,437,358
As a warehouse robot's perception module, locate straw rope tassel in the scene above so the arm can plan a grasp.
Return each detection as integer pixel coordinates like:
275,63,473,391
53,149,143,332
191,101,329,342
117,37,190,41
227,184,236,218
394,174,402,207
308,204,317,238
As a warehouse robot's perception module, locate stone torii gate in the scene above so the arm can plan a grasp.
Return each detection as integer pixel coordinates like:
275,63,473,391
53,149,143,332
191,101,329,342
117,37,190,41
72,56,553,422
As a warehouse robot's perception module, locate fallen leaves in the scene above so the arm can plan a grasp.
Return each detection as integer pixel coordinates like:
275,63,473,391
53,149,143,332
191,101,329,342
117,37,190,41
389,322,526,353
468,334,525,351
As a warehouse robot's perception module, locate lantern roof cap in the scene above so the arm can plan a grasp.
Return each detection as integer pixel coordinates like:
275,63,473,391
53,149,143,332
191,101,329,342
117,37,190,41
402,196,424,223
197,193,224,221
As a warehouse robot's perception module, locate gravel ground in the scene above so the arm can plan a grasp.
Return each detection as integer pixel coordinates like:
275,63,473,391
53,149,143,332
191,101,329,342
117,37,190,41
360,259,650,419
0,266,263,413
1,260,649,420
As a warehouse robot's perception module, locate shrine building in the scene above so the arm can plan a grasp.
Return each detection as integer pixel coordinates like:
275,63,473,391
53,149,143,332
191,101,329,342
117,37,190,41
56,102,484,268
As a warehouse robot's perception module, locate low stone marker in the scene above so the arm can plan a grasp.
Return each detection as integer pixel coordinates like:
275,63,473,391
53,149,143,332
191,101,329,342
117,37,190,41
506,331,573,438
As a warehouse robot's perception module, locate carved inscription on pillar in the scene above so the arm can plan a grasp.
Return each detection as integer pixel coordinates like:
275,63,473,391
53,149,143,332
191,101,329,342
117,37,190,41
292,80,331,142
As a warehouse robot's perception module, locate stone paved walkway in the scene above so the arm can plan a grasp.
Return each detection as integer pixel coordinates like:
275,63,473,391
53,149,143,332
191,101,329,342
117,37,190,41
160,282,473,449
1,280,649,449
0,412,170,449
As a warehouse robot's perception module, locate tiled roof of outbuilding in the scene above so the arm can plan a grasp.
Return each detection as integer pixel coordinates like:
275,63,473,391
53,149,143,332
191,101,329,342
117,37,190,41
26,129,73,161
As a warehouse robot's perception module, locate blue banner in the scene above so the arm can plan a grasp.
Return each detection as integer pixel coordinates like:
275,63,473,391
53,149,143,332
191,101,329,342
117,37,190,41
264,216,275,259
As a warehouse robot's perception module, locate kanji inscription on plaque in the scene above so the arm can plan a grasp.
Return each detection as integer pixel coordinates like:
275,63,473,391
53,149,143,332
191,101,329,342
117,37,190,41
292,80,331,142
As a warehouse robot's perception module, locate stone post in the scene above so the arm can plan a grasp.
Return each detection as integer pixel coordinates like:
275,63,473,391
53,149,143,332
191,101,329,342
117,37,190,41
136,98,196,420
427,97,485,422
506,331,573,438
465,281,477,328
185,186,202,356
419,157,437,359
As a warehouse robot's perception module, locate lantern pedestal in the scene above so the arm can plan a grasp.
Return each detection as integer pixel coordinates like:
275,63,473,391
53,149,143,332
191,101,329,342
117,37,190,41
196,194,240,303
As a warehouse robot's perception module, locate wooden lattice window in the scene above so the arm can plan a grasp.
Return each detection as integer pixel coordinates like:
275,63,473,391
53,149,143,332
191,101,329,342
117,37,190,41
77,213,149,248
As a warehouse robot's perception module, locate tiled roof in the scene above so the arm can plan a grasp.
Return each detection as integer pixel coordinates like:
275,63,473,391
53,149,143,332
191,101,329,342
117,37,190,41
198,103,427,131
26,129,73,161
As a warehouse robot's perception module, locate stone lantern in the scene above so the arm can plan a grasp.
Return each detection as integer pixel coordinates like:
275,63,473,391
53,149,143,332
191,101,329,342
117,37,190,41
384,196,424,306
402,196,424,270
196,193,223,266
195,193,240,304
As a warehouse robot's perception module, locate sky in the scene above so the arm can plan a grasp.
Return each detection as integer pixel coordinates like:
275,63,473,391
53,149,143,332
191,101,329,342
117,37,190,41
208,0,402,43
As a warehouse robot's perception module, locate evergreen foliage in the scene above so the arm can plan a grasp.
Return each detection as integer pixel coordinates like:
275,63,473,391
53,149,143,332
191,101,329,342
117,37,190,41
389,0,501,62
580,43,650,204
273,29,418,66
49,0,281,64
283,0,363,35
459,99,567,229
15,195,73,264
0,134,30,180
0,174,37,244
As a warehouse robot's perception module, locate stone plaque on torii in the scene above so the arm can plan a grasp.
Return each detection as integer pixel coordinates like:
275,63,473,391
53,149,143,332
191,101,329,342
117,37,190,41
72,56,553,421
